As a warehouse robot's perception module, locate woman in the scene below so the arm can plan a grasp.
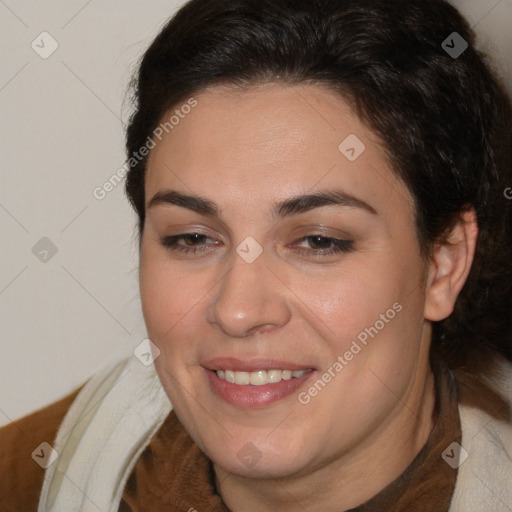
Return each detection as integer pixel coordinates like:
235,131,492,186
1,0,511,510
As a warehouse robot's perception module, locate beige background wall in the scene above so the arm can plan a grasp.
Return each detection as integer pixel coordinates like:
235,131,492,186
1,0,511,426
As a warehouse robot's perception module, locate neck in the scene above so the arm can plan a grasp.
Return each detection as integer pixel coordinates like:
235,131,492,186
214,366,436,512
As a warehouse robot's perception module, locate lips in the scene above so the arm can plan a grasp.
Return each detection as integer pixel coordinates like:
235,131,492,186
202,357,316,407
202,357,314,373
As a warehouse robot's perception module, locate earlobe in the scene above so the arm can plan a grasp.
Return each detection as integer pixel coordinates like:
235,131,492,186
424,208,479,322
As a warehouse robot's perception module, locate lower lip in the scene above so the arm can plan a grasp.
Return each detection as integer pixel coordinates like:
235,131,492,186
204,368,316,407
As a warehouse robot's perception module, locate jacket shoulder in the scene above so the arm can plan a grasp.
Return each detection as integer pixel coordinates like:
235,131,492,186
450,357,512,511
0,384,86,512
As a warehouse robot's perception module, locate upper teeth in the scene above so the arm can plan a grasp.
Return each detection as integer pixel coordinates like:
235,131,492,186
216,369,308,385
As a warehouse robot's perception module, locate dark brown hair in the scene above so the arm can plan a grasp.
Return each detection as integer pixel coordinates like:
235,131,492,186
125,0,512,371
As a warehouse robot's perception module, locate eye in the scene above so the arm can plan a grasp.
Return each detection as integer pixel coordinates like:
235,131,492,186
160,233,219,255
160,232,353,259
293,235,354,258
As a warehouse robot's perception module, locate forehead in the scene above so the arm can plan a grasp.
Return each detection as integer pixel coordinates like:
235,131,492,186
145,82,413,221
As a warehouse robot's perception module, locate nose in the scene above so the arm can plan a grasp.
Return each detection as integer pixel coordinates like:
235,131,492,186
206,248,291,338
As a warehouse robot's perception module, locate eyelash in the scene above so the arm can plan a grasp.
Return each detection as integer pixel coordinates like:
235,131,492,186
160,234,218,255
295,235,354,257
160,233,354,258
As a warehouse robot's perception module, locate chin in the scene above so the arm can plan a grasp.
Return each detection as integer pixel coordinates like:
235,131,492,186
214,454,304,480
205,436,313,480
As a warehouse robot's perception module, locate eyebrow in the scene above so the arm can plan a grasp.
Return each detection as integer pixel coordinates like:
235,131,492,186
146,189,377,218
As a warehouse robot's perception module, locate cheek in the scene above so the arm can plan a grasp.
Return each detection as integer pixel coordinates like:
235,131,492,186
296,254,426,384
139,245,206,343
290,261,405,350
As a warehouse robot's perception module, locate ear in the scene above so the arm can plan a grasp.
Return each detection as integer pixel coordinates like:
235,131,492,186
424,207,478,322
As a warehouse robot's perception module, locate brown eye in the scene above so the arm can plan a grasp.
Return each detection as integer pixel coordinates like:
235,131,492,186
182,233,208,246
306,235,335,250
160,233,219,255
294,235,354,258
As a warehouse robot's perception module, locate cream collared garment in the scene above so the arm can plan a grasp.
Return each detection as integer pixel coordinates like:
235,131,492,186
37,355,172,512
450,359,512,512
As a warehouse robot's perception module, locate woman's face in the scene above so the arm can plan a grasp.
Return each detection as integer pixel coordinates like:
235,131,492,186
140,83,433,479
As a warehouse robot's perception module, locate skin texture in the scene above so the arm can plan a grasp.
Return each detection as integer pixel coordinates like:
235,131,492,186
139,83,478,511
